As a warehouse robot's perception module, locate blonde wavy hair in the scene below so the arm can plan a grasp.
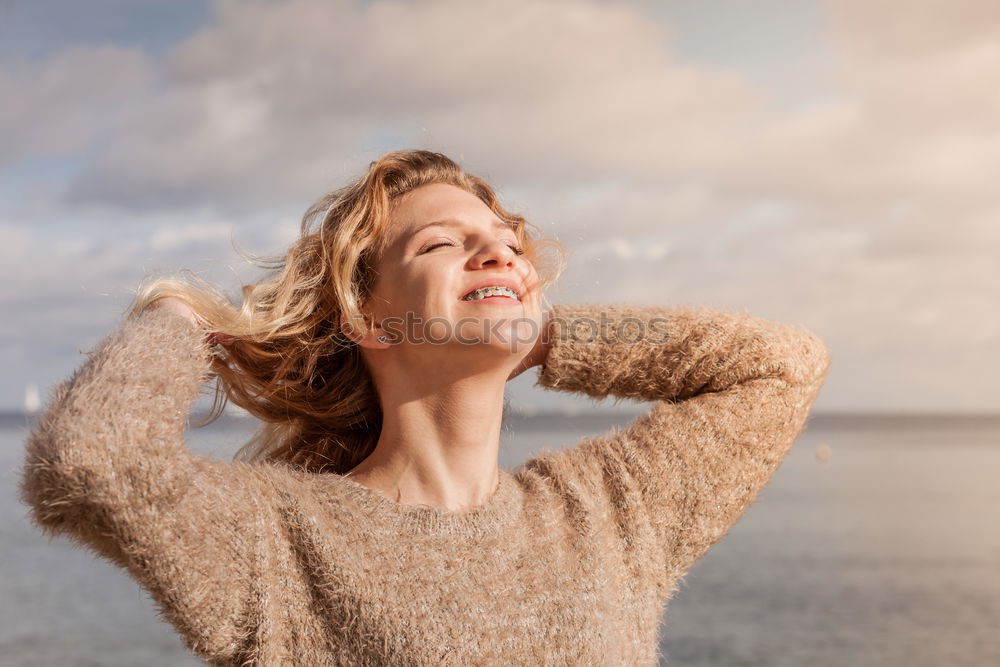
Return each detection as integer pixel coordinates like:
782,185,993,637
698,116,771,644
128,150,567,474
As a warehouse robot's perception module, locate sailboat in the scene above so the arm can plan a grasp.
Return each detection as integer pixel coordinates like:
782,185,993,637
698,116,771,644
25,383,41,415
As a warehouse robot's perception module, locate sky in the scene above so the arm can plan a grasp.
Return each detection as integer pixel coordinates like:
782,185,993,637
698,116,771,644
1,0,998,414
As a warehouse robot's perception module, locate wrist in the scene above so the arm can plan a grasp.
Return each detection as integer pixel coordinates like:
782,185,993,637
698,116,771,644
533,309,553,368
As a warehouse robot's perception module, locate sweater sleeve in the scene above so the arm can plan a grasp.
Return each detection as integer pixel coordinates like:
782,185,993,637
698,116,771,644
522,303,831,598
18,306,292,663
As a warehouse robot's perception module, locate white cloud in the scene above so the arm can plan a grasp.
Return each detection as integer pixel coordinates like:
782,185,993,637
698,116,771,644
0,45,152,168
151,221,234,251
824,0,1000,59
2,0,999,412
31,0,761,211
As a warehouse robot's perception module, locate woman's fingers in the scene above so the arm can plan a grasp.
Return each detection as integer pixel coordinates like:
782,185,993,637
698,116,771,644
149,298,236,348
152,296,202,328
206,332,237,347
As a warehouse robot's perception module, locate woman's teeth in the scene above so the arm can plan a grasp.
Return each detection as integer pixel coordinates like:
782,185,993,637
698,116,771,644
464,286,520,301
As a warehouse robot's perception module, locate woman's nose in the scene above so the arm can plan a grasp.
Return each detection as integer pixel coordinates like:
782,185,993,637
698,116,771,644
470,239,517,268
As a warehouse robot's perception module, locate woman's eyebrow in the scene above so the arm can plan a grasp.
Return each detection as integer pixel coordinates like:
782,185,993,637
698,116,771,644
411,218,516,237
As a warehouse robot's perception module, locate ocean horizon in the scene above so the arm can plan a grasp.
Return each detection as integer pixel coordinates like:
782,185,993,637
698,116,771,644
5,408,1000,431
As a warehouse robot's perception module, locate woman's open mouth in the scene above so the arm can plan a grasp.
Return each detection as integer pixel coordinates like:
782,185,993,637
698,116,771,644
461,285,522,305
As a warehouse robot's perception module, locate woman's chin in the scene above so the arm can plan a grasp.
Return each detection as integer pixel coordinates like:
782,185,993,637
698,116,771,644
452,317,541,353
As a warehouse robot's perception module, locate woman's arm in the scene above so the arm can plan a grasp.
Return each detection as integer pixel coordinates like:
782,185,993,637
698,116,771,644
518,303,831,598
18,305,297,662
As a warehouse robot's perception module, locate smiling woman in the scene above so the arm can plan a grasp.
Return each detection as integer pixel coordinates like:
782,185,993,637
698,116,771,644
140,150,565,479
19,149,831,666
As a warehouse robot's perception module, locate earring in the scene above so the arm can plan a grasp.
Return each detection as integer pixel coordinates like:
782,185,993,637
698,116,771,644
377,334,388,344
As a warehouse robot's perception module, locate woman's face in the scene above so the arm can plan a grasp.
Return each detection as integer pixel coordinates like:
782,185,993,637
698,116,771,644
361,182,543,364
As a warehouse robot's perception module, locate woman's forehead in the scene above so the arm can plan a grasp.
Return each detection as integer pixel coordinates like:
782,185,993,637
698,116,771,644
392,184,486,220
385,191,516,246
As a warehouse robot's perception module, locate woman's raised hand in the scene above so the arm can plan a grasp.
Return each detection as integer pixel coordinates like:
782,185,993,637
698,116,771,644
150,297,235,347
152,296,201,327
507,308,553,381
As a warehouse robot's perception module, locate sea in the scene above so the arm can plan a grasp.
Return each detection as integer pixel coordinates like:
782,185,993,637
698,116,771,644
2,411,998,667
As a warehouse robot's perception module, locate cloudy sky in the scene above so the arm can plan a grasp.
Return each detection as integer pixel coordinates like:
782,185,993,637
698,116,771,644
2,0,998,414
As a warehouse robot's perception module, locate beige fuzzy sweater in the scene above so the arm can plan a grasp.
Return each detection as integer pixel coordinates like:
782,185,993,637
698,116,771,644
20,303,830,666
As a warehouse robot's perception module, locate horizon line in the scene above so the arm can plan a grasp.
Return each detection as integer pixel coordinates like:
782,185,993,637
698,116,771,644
4,408,1000,419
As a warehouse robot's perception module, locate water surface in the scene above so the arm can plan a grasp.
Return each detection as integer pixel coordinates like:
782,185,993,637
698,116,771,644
2,413,997,666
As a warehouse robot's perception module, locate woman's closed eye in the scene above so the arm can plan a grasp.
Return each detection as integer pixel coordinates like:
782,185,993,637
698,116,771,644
421,241,525,255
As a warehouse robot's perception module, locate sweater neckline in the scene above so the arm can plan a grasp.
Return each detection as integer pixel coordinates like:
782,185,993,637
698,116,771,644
332,467,521,539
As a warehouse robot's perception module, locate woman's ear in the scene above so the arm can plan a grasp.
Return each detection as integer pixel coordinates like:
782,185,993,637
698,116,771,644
339,314,363,345
340,311,391,350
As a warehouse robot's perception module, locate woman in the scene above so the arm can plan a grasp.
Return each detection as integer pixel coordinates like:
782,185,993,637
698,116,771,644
20,150,831,666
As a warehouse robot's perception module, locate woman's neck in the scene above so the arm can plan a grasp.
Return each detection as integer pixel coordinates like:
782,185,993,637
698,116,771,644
344,369,507,513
